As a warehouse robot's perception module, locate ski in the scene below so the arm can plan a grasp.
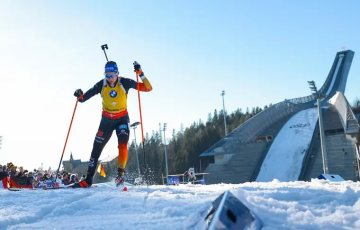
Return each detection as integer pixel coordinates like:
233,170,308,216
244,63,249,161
8,188,22,192
66,183,97,189
116,182,128,191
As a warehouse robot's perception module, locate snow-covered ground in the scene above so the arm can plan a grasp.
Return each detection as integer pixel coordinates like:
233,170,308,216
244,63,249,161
257,108,318,182
1,180,360,230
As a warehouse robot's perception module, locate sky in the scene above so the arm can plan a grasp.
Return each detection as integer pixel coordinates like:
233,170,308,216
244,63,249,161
1,0,360,170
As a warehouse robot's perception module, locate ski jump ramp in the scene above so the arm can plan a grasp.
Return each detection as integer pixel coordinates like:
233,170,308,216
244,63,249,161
201,50,357,184
256,108,318,182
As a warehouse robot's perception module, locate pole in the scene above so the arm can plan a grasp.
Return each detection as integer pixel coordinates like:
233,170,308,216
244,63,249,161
135,71,147,174
163,124,169,178
317,98,329,174
133,126,141,177
55,98,80,180
221,90,228,136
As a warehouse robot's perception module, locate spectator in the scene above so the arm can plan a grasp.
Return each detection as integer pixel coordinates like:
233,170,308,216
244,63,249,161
0,163,83,189
8,163,21,188
0,164,8,189
69,174,76,184
50,173,61,188
62,173,70,185
27,172,34,185
80,174,86,182
8,163,32,188
17,166,24,178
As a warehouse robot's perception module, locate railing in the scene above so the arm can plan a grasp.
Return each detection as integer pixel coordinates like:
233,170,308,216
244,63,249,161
201,100,312,155
328,91,359,134
229,100,312,144
288,95,315,104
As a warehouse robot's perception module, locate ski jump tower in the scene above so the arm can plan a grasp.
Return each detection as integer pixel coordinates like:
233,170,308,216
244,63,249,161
200,50,358,184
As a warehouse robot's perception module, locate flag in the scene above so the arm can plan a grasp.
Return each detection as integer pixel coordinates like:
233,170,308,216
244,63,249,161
342,47,345,50
97,164,106,177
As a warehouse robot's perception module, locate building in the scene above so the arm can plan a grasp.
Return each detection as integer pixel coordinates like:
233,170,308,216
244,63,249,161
201,50,359,184
62,152,89,176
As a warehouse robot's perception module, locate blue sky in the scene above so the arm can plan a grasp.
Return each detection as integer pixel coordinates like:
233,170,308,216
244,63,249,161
1,0,359,170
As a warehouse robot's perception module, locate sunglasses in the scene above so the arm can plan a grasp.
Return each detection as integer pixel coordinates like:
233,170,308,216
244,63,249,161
104,73,118,79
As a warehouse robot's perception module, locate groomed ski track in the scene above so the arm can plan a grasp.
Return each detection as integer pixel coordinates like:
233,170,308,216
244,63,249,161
2,181,360,229
0,182,226,230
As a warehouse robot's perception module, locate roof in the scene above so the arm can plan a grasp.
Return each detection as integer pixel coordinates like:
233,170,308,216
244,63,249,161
200,151,227,157
63,159,81,164
200,138,228,157
200,145,230,157
72,163,89,175
100,155,118,163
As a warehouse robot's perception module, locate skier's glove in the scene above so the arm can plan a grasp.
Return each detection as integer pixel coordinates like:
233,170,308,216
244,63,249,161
74,89,83,99
133,61,141,72
133,61,145,79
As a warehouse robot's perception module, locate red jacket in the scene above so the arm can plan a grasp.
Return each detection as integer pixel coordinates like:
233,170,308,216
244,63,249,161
0,172,8,189
9,177,33,189
1,177,7,189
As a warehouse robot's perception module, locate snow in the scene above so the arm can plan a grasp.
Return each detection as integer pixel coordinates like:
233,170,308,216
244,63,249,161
257,108,318,182
2,180,360,229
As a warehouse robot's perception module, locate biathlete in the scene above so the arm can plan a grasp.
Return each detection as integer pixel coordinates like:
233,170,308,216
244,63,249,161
72,61,152,188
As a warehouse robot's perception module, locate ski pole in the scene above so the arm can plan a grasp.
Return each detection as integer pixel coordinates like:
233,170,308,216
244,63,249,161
101,44,109,61
55,97,81,180
135,71,147,171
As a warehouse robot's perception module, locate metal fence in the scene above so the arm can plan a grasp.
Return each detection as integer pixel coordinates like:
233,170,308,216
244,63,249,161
231,100,312,143
288,95,315,104
201,100,312,156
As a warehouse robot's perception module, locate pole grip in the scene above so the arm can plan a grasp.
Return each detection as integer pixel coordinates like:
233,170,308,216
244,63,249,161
101,44,109,61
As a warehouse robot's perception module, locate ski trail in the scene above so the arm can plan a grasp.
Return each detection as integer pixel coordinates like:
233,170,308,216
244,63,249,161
142,192,149,210
1,183,232,230
0,190,93,229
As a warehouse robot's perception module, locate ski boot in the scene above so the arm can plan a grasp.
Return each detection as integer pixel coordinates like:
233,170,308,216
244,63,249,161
115,169,127,191
70,176,92,188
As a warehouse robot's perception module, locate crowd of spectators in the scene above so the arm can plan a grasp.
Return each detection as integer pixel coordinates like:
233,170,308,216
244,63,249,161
0,162,85,189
